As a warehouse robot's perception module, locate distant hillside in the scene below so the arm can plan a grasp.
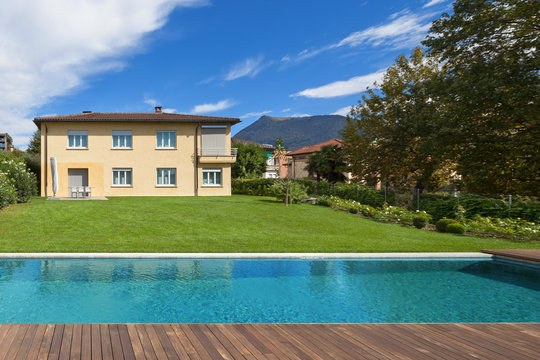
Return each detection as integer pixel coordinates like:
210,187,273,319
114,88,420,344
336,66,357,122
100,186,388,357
233,115,347,150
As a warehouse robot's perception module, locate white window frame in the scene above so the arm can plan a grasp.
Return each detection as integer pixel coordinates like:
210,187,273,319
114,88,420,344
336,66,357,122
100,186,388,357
202,168,222,187
156,131,176,149
112,168,133,187
67,130,88,149
112,131,132,149
156,168,176,187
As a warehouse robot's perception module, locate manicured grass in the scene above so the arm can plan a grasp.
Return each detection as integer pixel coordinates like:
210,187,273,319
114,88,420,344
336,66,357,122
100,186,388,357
0,195,537,252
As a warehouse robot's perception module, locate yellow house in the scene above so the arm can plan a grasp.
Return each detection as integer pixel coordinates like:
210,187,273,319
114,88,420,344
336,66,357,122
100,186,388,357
34,107,240,197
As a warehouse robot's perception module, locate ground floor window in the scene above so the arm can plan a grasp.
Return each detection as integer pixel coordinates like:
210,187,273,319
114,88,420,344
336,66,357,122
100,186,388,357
202,168,222,186
112,168,132,186
157,168,176,186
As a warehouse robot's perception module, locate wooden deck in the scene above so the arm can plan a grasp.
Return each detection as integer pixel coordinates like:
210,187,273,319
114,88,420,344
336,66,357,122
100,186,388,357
0,323,538,359
483,249,540,264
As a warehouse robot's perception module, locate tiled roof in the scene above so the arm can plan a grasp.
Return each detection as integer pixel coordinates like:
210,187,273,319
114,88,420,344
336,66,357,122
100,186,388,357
33,112,240,125
232,137,275,150
286,138,343,156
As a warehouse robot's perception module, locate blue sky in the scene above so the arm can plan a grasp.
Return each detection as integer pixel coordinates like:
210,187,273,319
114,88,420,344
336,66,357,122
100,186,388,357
0,0,451,148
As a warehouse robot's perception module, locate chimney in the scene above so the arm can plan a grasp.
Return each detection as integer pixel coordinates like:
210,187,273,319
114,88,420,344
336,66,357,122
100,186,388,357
155,106,162,113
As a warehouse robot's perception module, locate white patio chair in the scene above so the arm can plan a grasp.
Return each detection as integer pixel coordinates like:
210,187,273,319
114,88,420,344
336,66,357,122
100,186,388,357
85,186,91,199
77,186,85,198
70,187,78,198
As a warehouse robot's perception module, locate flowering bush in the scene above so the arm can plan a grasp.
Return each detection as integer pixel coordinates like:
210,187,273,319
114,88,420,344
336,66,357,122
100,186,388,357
461,215,539,241
375,206,432,225
0,172,17,209
0,153,37,203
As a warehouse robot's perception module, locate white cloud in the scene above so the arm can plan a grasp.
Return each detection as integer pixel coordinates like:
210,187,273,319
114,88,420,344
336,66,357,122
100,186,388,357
423,0,447,8
281,108,291,113
162,108,177,113
282,10,433,65
332,106,353,116
289,113,311,118
191,99,235,114
144,97,159,107
291,69,385,98
224,56,266,81
239,110,271,119
0,0,207,147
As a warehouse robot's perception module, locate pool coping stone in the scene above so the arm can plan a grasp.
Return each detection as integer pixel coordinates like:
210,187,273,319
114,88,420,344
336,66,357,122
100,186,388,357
0,252,492,258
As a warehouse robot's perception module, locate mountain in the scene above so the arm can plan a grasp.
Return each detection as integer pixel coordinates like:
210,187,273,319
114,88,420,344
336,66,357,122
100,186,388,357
233,115,347,150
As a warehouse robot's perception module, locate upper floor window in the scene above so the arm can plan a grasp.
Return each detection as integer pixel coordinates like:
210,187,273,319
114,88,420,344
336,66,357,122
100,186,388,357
112,131,132,149
156,131,176,149
201,125,226,155
68,130,88,149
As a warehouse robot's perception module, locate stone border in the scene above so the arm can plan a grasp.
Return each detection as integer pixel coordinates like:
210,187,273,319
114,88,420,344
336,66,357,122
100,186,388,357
0,252,491,259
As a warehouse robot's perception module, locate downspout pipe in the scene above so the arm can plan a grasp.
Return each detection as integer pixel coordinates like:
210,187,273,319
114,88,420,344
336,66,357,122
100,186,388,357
44,122,48,197
194,123,200,196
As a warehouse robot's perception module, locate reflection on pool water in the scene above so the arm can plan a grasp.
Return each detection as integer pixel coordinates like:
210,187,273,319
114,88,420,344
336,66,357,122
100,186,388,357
0,258,538,323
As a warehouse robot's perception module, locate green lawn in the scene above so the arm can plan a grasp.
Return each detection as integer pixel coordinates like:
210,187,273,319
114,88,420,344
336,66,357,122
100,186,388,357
0,195,537,252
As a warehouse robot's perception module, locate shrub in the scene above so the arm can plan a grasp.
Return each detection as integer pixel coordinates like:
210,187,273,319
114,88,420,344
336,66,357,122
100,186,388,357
0,172,17,210
360,205,377,217
446,223,466,234
375,206,431,226
268,181,308,204
462,215,539,241
413,216,427,229
0,152,37,203
436,218,458,232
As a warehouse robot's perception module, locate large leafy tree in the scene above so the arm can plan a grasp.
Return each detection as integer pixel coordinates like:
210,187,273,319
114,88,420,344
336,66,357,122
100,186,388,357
341,47,452,192
305,145,347,183
231,142,267,178
423,0,540,195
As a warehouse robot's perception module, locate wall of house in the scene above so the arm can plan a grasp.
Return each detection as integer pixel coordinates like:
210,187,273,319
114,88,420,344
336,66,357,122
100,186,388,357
40,121,234,197
289,155,310,179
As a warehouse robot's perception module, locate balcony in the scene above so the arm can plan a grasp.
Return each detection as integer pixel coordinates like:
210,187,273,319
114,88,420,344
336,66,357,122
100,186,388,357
198,148,238,164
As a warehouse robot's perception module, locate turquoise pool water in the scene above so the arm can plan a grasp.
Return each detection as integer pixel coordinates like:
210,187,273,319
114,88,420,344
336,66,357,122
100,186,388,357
0,258,538,323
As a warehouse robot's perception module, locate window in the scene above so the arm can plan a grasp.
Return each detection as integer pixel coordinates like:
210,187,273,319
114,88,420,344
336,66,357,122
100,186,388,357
202,168,222,187
156,131,176,149
68,130,88,149
112,168,132,187
157,168,176,186
112,131,132,149
201,125,226,155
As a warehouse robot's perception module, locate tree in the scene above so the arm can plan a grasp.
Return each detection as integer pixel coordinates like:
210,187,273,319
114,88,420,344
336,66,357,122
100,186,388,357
423,0,540,195
5,133,13,149
305,145,347,183
27,130,41,154
341,47,451,192
273,138,287,177
231,142,267,178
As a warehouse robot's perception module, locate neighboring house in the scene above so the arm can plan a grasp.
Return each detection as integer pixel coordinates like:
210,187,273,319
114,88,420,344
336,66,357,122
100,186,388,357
0,133,9,152
231,137,281,179
285,138,351,181
34,107,240,198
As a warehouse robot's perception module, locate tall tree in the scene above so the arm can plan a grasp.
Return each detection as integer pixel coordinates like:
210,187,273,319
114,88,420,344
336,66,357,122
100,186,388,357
27,130,41,154
423,0,540,195
231,142,267,178
305,145,347,183
341,47,451,192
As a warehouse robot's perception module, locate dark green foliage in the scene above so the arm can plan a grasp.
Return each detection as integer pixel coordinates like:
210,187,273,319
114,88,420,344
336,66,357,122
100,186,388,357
234,115,347,150
413,216,427,229
446,223,466,235
305,145,347,183
419,193,539,222
231,142,267,178
436,218,458,233
423,0,540,195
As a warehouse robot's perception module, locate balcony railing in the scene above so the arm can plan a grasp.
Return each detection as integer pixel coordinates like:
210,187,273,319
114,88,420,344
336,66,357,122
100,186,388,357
199,148,238,156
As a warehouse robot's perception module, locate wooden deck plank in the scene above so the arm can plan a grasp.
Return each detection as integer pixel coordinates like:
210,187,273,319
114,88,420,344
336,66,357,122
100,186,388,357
90,324,102,360
483,249,540,264
0,323,538,359
37,324,56,360
58,323,73,360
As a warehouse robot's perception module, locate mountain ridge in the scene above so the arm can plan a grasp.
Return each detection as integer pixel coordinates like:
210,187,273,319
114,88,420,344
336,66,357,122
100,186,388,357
233,114,347,150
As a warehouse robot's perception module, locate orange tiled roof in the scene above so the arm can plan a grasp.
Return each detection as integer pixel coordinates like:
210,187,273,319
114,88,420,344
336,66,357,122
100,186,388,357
286,139,343,156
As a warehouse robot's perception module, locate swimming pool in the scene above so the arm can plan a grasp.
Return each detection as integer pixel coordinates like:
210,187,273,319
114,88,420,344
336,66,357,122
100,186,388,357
0,258,538,323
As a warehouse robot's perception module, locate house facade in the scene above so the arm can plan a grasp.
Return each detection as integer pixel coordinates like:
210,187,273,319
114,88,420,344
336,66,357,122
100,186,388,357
34,108,240,197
